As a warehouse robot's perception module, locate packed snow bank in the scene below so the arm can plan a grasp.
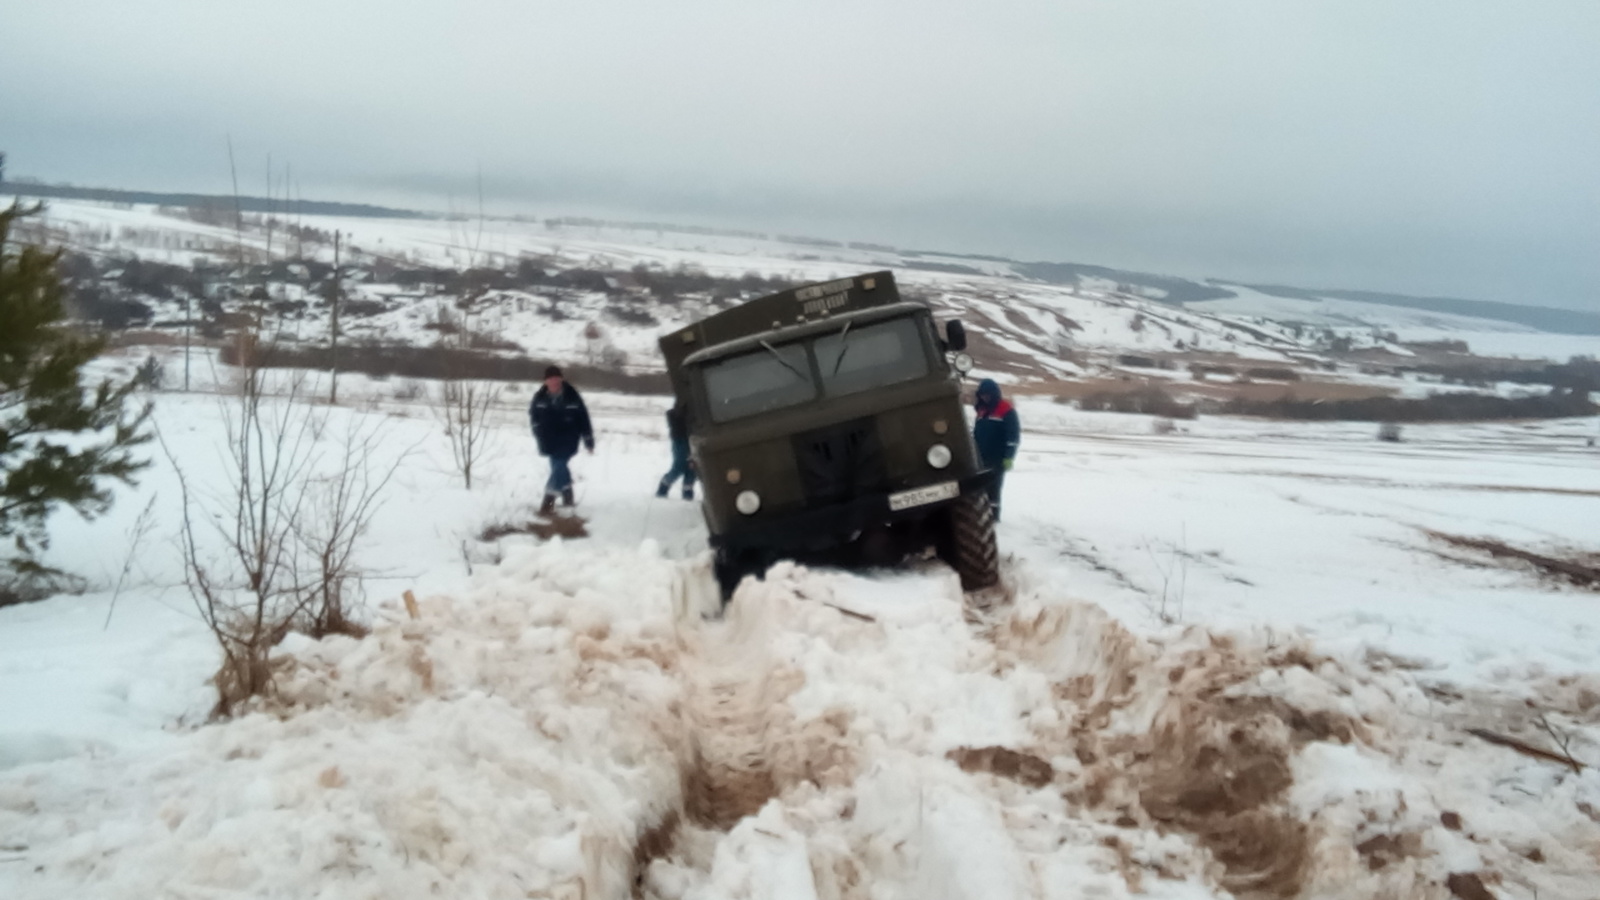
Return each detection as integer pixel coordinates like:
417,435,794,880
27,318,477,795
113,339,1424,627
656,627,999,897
5,539,1600,899
1,540,698,900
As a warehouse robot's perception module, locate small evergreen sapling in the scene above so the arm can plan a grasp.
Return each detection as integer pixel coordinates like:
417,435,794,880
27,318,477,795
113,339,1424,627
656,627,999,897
0,202,151,596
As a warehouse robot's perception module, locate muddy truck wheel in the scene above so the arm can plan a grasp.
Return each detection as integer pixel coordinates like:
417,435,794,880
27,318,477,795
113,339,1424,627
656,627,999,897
713,550,751,602
942,492,1000,590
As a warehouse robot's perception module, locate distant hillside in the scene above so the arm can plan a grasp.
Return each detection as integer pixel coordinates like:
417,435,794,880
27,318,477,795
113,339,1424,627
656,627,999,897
1243,284,1600,335
9,179,1594,336
1013,261,1238,305
0,181,424,220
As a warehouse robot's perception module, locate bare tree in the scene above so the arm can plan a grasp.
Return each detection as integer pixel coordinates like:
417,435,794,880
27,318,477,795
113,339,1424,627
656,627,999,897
169,360,318,715
435,376,502,490
299,415,405,638
167,337,402,715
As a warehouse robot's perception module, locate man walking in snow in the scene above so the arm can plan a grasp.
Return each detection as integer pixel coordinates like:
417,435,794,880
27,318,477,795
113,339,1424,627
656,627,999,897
529,365,594,515
656,399,697,500
973,378,1020,521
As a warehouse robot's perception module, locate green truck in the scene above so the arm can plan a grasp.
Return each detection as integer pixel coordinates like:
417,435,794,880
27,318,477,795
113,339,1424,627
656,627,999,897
658,271,1000,596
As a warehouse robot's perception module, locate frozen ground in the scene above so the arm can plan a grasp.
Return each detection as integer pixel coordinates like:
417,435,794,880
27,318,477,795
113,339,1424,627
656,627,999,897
3,351,1599,898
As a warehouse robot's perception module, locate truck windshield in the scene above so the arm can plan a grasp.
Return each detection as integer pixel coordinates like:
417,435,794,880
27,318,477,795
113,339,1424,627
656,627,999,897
702,340,816,422
699,315,932,423
814,316,929,397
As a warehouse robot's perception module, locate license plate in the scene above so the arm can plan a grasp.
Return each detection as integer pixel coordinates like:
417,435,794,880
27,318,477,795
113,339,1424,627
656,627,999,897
888,480,959,511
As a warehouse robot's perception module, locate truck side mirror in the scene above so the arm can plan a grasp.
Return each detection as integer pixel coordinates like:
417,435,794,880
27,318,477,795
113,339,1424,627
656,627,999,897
945,320,968,352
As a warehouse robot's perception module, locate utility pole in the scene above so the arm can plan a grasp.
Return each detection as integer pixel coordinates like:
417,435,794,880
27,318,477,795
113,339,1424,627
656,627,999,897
226,135,243,268
184,296,192,391
329,231,341,405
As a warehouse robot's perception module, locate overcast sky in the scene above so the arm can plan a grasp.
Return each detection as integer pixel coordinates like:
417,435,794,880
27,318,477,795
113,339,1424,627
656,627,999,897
3,1,1597,307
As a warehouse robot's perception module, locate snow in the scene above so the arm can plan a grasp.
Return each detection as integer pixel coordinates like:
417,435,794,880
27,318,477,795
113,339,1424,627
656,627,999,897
5,198,1600,896
1,360,1598,897
1194,285,1600,360
14,197,1486,384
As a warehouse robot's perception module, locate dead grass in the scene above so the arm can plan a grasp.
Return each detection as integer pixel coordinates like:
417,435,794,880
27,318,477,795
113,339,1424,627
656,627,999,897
1425,530,1600,589
477,514,589,542
1236,471,1600,500
106,330,222,349
1034,375,1392,406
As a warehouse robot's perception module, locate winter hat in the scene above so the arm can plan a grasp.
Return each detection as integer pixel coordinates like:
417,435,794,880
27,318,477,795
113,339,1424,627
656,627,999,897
544,365,563,379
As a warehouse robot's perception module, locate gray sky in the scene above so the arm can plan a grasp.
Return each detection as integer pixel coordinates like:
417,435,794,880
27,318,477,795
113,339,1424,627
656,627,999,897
3,1,1597,307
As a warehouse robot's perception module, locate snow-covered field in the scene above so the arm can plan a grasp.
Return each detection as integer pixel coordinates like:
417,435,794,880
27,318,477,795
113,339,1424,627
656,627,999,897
1194,287,1600,361
30,197,1600,391
4,346,1600,898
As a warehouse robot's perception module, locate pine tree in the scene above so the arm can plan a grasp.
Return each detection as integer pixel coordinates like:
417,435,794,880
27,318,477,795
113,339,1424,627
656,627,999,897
1,202,151,590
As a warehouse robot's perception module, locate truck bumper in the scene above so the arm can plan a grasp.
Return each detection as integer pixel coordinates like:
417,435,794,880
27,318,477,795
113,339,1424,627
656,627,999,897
711,470,996,555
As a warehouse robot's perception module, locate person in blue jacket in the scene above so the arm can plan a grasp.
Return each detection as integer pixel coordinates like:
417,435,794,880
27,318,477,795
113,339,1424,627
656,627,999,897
972,378,1020,521
529,366,594,515
656,400,697,500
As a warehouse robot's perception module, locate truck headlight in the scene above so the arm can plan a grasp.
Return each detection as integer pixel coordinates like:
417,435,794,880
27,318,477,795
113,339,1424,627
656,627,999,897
926,443,952,469
735,490,761,515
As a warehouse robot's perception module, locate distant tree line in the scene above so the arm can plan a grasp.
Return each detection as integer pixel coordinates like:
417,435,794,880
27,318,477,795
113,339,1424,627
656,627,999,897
1224,390,1597,422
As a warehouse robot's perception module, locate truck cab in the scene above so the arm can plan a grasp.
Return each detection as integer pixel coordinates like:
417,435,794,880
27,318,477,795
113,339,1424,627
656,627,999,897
659,271,999,595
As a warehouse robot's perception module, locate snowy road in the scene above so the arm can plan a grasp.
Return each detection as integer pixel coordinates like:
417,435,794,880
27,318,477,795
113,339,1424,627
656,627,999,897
3,372,1599,898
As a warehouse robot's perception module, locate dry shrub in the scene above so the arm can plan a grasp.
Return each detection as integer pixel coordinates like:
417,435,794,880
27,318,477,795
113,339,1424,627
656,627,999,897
1079,386,1198,419
167,356,404,716
1225,390,1596,422
434,377,502,490
1244,366,1301,382
219,340,671,394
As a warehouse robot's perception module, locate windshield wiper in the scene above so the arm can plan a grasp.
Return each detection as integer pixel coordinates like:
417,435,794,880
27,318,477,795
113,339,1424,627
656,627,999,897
829,319,853,376
759,339,810,383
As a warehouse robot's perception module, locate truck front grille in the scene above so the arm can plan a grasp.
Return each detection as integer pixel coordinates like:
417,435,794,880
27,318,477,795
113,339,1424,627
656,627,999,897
792,417,887,505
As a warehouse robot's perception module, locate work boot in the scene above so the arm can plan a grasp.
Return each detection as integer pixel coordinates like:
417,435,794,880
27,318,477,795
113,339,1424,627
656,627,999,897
682,486,695,501
538,493,556,516
656,482,670,499
561,487,575,507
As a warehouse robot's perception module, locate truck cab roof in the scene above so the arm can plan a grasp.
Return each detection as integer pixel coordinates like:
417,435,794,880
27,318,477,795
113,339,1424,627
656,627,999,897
659,270,904,380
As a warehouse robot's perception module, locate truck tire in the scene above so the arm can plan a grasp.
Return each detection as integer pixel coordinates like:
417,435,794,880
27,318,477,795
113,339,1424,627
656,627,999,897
943,493,1000,591
713,550,751,602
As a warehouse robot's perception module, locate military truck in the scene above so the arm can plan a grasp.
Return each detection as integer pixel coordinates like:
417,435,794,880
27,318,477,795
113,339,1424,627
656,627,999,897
658,271,999,596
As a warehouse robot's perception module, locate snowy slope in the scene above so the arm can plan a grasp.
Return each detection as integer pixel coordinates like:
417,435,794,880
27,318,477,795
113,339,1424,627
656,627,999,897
17,199,1331,379
2,353,1599,897
1195,285,1600,360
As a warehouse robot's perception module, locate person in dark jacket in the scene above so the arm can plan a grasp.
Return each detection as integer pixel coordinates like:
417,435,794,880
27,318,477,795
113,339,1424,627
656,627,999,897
972,378,1020,521
656,400,697,500
529,365,594,515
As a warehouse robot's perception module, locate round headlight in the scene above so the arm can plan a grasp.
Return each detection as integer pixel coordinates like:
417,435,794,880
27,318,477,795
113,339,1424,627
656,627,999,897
735,490,761,515
952,352,974,374
725,468,742,485
926,443,953,469
932,419,949,435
